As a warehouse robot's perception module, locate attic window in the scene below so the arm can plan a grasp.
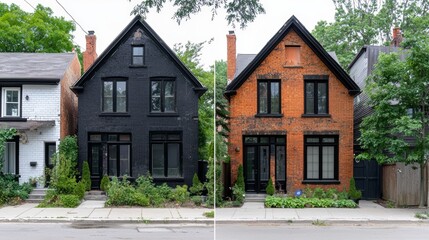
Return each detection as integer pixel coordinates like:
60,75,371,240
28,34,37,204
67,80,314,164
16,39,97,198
132,45,144,65
285,45,301,66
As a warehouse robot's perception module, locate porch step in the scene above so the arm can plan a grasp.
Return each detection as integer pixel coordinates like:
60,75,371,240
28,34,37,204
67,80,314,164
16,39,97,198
84,191,107,201
26,188,48,203
245,193,267,203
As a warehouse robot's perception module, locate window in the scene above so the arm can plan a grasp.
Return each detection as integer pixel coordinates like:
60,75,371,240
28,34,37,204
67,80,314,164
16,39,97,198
150,132,182,178
2,87,20,117
102,79,127,113
88,133,131,177
132,46,144,65
285,45,301,65
3,139,18,174
45,142,56,169
304,136,338,181
305,80,328,114
150,79,176,113
258,80,280,114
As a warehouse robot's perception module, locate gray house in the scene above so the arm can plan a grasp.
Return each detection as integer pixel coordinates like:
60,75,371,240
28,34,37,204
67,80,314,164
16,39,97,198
72,16,206,189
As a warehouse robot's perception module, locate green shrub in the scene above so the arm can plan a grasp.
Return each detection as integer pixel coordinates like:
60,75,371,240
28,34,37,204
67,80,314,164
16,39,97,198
82,161,91,191
171,185,190,204
0,174,32,205
348,178,362,200
266,178,275,196
191,195,203,206
189,173,204,196
312,187,325,199
232,165,245,204
59,194,80,208
325,188,338,200
50,136,78,195
265,196,357,208
132,192,150,206
74,181,86,200
303,186,313,198
100,175,110,192
236,165,245,189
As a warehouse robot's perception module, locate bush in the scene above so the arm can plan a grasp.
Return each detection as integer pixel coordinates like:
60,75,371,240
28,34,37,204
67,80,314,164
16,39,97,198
100,175,110,192
171,185,190,205
0,174,32,205
59,194,80,208
82,161,91,191
74,181,86,200
232,164,245,204
348,178,362,200
266,178,275,196
265,196,357,208
191,195,203,206
189,173,204,196
312,187,325,199
236,165,245,189
106,177,150,207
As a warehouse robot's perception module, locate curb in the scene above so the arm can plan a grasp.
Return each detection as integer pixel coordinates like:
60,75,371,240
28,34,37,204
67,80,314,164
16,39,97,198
0,218,215,225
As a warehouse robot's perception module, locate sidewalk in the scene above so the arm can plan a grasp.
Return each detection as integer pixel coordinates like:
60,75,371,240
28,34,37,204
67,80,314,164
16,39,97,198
0,200,428,224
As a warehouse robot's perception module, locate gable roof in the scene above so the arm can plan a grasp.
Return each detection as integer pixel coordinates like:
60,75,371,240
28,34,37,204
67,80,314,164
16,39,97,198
0,53,76,84
72,16,206,96
225,15,360,97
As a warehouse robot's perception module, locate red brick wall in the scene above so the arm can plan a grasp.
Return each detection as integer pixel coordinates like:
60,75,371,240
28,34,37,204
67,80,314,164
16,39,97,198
60,54,80,139
228,30,354,192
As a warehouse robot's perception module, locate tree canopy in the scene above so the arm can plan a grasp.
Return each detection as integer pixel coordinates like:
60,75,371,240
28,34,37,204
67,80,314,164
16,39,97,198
357,36,429,207
130,0,265,28
312,0,429,68
0,3,75,52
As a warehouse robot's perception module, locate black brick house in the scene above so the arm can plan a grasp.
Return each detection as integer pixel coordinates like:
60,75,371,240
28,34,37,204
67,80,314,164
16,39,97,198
72,16,206,188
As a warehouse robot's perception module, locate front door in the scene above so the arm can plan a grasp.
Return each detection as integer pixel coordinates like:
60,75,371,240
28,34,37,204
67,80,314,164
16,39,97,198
243,136,286,193
44,142,56,187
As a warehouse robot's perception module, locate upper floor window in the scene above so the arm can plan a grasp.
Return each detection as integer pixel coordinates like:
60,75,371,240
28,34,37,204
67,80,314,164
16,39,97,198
150,78,176,113
132,46,144,65
285,45,301,66
305,80,328,115
2,87,20,117
258,80,280,114
102,79,127,113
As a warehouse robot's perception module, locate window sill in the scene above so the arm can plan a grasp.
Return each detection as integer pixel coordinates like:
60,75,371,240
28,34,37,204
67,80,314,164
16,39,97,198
0,117,27,122
147,113,179,117
302,180,340,185
301,114,331,118
283,65,303,68
255,113,283,118
129,65,147,68
99,113,130,117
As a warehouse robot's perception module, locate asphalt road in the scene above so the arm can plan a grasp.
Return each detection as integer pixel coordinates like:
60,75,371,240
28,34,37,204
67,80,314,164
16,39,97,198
1,222,429,240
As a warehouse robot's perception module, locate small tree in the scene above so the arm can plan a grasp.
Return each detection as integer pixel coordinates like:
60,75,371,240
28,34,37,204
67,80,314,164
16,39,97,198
50,136,78,194
348,178,362,201
232,165,245,203
266,178,275,196
82,161,91,191
100,175,110,192
189,173,204,196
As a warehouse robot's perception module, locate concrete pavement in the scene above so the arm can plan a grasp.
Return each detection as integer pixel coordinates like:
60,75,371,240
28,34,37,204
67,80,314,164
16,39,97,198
0,200,428,224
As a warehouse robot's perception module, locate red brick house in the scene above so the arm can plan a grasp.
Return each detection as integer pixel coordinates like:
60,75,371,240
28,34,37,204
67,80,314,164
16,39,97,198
225,16,360,193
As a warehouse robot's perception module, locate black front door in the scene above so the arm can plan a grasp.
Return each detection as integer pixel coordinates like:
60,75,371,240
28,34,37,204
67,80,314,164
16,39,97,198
243,136,286,193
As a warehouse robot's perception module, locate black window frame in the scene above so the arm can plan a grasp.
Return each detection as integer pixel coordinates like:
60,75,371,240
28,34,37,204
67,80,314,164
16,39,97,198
304,76,329,116
3,136,19,175
150,78,176,113
256,79,281,116
131,45,145,66
303,135,339,183
101,78,128,113
88,133,132,177
149,132,183,179
44,142,56,169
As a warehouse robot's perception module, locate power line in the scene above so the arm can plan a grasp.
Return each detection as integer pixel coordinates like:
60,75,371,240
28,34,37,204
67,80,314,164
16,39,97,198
23,0,36,10
55,0,88,35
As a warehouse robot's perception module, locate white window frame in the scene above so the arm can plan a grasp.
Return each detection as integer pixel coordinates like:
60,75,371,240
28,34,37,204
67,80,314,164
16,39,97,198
2,87,21,117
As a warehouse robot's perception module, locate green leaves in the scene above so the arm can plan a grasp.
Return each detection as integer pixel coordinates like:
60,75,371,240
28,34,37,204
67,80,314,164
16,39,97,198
0,3,75,53
130,0,265,28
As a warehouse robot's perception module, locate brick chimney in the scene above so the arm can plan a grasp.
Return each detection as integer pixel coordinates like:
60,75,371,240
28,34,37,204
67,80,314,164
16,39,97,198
83,30,97,72
391,27,403,47
227,31,236,85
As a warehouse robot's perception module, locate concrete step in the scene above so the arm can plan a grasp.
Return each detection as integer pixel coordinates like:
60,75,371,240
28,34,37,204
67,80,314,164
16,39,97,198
26,188,48,203
84,191,107,201
27,194,46,200
31,188,48,194
26,198,44,203
245,193,267,203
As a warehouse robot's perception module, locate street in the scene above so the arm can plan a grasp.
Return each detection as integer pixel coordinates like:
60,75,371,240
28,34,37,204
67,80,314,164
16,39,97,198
0,223,214,240
215,223,429,240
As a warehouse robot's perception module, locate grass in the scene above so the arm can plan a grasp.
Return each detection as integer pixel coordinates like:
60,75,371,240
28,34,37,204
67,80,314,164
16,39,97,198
203,211,215,218
415,212,429,220
312,219,328,226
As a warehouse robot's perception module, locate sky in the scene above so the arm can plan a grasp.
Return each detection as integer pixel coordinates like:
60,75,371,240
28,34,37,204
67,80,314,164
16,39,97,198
3,0,336,69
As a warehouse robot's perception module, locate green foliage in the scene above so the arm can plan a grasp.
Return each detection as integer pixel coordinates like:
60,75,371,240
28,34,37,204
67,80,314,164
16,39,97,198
312,187,325,199
58,194,80,208
348,178,362,200
0,3,76,52
232,165,245,204
74,181,86,200
203,210,214,218
311,0,429,68
38,190,81,208
206,140,223,207
50,136,78,195
190,173,204,196
171,185,190,205
215,60,230,139
100,175,110,192
106,177,150,207
265,196,357,208
82,161,91,191
191,196,203,206
0,174,32,205
131,0,265,28
266,178,275,196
